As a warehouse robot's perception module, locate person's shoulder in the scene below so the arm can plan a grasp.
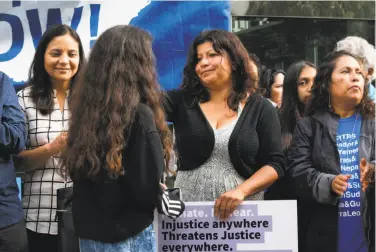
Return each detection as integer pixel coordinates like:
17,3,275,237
295,116,314,135
297,116,312,127
261,96,276,109
165,88,184,96
16,85,32,97
0,71,7,81
0,72,12,88
164,88,191,102
250,94,278,113
135,103,157,132
136,103,154,118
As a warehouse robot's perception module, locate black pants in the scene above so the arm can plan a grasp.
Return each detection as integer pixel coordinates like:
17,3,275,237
27,229,58,252
0,219,28,252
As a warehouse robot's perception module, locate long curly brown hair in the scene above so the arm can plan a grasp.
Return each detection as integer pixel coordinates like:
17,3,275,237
61,25,172,180
306,50,375,119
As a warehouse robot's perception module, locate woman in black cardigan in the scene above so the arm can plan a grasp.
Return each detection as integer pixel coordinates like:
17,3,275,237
163,29,284,220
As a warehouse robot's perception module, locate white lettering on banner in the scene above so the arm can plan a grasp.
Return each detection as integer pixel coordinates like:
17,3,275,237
337,140,358,148
350,173,359,180
346,182,360,189
211,208,255,218
341,164,359,172
339,200,361,208
180,209,206,218
339,210,361,217
337,133,356,141
350,200,361,207
340,156,357,164
337,130,362,220
338,148,359,155
342,191,361,199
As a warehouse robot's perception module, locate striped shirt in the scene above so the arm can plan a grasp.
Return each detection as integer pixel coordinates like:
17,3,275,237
17,86,72,235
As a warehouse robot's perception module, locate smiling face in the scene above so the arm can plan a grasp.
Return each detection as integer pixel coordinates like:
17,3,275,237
329,55,365,109
195,41,232,90
44,34,80,83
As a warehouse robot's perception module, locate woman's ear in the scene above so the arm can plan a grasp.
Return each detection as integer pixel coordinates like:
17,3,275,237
367,68,374,76
366,68,374,83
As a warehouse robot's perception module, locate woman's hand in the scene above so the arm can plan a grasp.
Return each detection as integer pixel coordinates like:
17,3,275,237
360,158,375,192
160,183,168,190
331,174,351,196
214,188,246,221
46,132,68,154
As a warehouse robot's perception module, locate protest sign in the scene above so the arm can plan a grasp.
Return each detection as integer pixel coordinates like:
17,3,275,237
155,201,298,252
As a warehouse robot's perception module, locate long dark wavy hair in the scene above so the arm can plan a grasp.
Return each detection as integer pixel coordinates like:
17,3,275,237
306,50,375,119
181,29,258,111
62,25,172,180
279,60,316,150
28,24,85,115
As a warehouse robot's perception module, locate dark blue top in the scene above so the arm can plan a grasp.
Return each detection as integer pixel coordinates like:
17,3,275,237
337,113,367,252
0,72,27,228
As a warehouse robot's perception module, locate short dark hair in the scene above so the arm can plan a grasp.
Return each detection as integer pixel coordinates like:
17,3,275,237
181,29,257,111
28,24,85,115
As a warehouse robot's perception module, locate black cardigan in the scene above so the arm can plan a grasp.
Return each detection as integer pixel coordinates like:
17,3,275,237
72,104,164,243
163,90,284,179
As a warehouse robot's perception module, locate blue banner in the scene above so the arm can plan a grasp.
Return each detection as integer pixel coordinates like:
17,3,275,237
0,1,230,90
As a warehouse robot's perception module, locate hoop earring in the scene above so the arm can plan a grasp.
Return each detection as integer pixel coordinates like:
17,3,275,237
328,93,331,108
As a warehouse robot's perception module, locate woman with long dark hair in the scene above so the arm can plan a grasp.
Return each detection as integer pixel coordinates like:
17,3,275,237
287,51,375,252
266,61,317,197
163,29,284,220
264,61,317,250
62,25,172,251
15,24,85,252
279,61,317,151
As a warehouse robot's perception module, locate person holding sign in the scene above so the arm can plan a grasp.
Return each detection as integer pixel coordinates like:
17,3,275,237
163,30,284,220
0,72,28,252
287,51,375,252
14,25,85,252
61,25,172,251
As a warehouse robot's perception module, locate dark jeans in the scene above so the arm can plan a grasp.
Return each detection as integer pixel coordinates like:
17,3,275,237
27,229,58,252
0,219,28,252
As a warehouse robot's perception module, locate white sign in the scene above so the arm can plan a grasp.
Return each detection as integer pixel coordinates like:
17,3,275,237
155,200,298,252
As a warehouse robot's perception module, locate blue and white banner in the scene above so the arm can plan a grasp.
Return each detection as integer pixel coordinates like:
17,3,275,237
0,0,230,89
